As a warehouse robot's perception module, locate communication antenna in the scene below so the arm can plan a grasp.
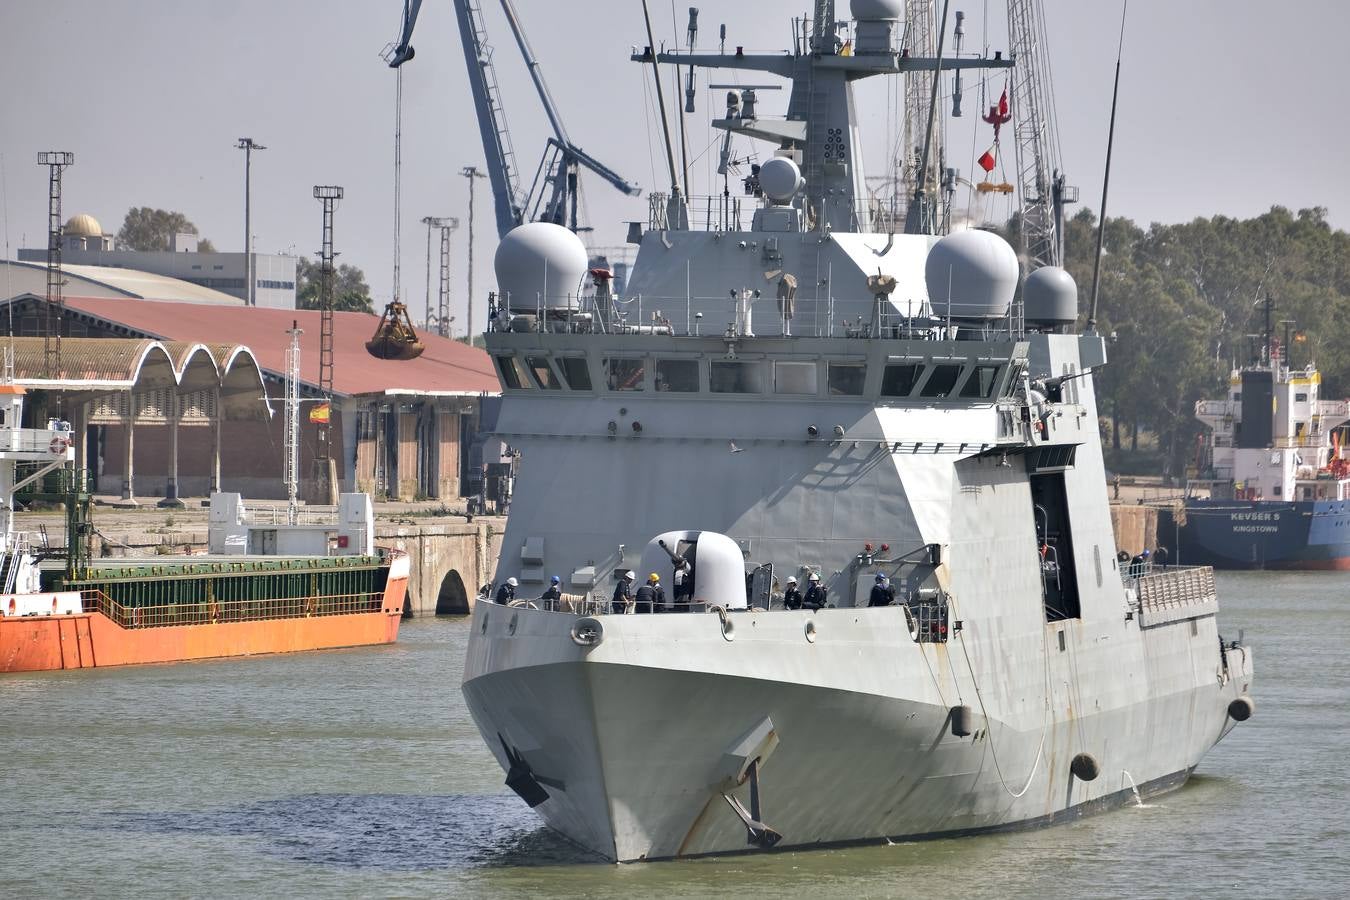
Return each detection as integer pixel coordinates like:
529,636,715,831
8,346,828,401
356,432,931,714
313,185,343,474
37,151,73,380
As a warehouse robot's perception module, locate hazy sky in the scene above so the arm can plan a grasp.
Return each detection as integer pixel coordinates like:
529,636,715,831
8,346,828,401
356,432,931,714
2,1,1345,333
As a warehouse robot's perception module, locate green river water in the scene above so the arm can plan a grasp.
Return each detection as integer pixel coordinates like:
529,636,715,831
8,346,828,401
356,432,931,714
1,571,1343,898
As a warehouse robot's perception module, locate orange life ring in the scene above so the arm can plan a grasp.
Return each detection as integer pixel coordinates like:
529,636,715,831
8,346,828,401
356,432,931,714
49,436,69,455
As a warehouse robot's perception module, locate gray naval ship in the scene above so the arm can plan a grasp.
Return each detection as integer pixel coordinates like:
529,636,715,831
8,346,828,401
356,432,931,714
461,0,1254,862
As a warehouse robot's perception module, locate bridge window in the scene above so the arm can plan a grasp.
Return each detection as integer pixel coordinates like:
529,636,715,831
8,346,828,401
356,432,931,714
655,359,700,392
556,356,592,390
495,355,532,390
774,361,818,395
605,358,645,391
919,364,963,398
880,364,922,397
959,365,1002,399
711,361,764,393
526,357,562,390
828,363,865,396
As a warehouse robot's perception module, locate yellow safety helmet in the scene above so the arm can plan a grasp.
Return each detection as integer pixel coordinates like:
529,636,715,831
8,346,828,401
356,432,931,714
648,572,660,582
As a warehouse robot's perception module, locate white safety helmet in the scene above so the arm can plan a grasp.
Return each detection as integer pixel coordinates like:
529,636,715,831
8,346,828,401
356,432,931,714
506,577,518,587
786,575,798,585
808,572,820,582
623,570,636,581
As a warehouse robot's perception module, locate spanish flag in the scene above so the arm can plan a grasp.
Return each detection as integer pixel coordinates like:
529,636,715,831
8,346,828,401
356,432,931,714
308,402,331,424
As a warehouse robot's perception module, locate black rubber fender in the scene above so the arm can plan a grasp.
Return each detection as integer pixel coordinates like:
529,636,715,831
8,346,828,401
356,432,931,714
1070,752,1100,781
1227,695,1255,722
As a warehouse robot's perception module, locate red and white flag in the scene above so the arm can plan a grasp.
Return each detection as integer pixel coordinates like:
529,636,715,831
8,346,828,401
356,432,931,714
998,86,1009,117
977,144,997,173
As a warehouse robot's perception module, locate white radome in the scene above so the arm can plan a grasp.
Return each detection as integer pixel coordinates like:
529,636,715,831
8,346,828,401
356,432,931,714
494,222,589,310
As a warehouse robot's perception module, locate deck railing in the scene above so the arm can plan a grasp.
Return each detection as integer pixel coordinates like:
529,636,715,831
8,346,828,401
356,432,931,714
82,589,387,629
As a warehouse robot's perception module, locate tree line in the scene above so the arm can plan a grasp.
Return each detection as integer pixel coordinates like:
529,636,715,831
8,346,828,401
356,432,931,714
1053,205,1349,477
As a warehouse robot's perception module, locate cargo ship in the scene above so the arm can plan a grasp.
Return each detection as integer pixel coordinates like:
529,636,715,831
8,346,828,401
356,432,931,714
0,384,409,673
1162,305,1350,569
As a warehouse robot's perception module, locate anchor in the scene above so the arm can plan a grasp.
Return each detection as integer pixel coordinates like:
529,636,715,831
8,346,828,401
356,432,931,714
500,733,565,808
716,717,783,849
721,757,782,848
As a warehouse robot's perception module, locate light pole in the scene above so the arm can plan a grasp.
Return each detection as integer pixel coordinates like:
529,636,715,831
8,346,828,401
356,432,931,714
461,166,487,341
236,138,266,306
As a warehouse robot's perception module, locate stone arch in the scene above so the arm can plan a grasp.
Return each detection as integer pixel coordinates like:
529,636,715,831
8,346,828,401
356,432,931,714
435,569,470,615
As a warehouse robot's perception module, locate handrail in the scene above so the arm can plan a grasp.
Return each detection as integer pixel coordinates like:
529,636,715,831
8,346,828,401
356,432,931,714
81,588,388,629
1131,566,1216,613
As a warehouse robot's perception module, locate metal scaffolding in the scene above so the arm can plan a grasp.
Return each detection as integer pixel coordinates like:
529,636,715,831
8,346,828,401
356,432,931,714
37,151,74,379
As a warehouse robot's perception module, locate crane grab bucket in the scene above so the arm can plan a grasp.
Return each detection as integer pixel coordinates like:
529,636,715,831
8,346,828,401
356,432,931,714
366,301,425,360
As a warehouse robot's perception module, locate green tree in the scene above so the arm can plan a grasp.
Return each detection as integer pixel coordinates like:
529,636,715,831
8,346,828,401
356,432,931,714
296,258,375,313
116,207,213,252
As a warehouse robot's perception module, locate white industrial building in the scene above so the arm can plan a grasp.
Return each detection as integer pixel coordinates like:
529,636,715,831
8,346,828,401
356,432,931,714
17,213,296,309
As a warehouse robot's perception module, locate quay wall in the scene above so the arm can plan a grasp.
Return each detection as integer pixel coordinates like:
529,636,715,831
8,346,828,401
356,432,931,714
1109,503,1159,557
375,520,506,616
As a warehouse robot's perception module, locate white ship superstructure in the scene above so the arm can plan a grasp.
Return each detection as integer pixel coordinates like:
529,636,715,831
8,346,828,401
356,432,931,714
457,0,1253,862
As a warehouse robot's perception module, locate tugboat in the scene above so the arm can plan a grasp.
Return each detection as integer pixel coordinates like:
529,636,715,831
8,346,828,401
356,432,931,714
456,0,1253,861
1162,299,1350,569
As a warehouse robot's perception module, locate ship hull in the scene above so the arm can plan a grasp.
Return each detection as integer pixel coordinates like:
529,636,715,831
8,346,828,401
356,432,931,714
462,603,1252,862
1162,500,1350,570
0,558,409,673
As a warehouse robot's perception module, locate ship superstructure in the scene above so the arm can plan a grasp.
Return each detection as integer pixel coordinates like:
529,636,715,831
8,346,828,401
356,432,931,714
459,0,1253,861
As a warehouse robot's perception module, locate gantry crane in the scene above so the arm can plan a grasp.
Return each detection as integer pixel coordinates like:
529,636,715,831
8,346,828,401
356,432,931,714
388,0,641,239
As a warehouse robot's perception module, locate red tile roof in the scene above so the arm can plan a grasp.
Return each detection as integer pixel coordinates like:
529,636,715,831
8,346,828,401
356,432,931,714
63,296,499,397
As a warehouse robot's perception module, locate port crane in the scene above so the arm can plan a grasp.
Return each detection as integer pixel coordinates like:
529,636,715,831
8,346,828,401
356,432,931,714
388,0,641,239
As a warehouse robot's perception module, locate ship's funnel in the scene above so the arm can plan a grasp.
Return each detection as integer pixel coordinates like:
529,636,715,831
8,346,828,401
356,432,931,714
494,222,589,313
924,229,1019,322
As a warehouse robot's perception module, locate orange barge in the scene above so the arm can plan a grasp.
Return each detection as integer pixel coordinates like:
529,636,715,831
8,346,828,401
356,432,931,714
0,553,410,673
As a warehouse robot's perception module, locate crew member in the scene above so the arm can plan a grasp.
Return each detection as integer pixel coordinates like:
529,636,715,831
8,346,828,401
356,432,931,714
672,558,694,610
634,572,664,613
868,573,895,607
611,570,636,614
782,575,803,610
540,575,562,606
494,577,518,604
803,572,827,611
1129,548,1151,577
1153,546,1170,568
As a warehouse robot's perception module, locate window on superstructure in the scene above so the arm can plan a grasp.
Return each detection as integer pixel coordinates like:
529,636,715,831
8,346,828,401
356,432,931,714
495,355,531,390
828,363,865,396
526,357,562,389
556,356,593,390
1296,393,1308,402
880,364,922,398
959,365,1002,399
919,364,962,398
605,358,645,391
710,361,764,393
655,359,699,392
774,361,818,395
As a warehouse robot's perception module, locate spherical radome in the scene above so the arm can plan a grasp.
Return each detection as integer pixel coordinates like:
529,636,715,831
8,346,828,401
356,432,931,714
1024,265,1079,325
758,157,804,204
494,222,589,310
64,213,103,237
924,229,1020,320
851,0,905,21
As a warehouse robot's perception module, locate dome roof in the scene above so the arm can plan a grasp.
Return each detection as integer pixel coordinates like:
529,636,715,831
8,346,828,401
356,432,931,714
64,213,103,237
